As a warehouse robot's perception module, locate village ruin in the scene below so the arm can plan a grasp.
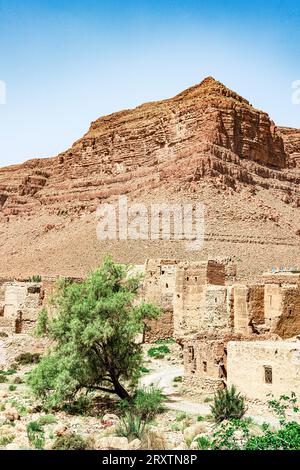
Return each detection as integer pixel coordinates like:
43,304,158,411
1,259,300,402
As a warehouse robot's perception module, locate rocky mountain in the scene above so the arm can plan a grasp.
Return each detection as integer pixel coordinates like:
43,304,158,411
0,77,299,279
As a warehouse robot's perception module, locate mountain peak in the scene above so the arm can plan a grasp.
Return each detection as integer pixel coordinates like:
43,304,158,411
174,76,251,107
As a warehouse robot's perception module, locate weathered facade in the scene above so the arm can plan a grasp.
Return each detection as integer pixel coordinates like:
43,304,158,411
227,340,300,400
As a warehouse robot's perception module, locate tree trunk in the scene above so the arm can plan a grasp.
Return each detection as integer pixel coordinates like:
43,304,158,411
110,374,130,399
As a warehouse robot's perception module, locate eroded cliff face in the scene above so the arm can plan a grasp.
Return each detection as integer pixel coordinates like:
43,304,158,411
279,127,300,169
0,77,299,279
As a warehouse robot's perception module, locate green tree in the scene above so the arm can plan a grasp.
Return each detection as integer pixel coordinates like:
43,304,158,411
28,256,161,406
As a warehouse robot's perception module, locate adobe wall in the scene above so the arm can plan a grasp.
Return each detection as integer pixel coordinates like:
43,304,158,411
173,260,227,338
143,259,177,342
273,287,300,339
233,284,264,335
0,282,43,335
227,340,300,401
262,272,300,286
182,333,246,393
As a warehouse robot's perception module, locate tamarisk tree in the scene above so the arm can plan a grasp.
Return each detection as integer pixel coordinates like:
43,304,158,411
29,256,161,406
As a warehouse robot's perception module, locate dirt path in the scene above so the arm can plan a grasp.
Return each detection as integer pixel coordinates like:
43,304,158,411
141,361,280,425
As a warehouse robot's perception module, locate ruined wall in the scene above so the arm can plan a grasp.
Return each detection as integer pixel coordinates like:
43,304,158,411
0,282,43,335
182,332,248,393
233,284,264,335
227,340,300,401
274,287,300,339
143,259,177,342
262,272,300,286
264,284,300,337
173,260,228,338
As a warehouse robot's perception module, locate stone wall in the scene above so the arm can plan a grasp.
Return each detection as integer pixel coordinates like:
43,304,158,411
143,259,177,342
0,282,43,335
227,340,300,401
233,284,264,334
173,260,227,338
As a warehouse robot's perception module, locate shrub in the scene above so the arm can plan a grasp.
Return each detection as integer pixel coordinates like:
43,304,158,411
133,386,165,420
116,413,146,441
35,308,48,337
211,386,246,423
16,353,41,365
147,345,170,359
37,414,57,426
0,332,8,338
62,395,93,416
197,436,211,450
176,411,187,422
8,385,16,392
27,421,45,450
244,421,300,450
173,376,183,383
27,275,42,282
52,432,93,450
0,374,8,383
244,393,300,450
119,386,165,421
0,433,15,446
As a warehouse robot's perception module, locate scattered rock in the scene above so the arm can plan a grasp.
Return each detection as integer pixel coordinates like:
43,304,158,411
95,436,129,450
183,423,207,442
4,407,20,422
129,438,142,450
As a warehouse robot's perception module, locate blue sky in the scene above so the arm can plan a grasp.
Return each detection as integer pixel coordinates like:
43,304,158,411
0,0,300,167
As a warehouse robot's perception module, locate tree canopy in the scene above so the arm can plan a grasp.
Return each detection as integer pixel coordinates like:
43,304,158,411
29,256,161,405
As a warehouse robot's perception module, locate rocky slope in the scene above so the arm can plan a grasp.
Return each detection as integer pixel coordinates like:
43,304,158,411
0,77,299,279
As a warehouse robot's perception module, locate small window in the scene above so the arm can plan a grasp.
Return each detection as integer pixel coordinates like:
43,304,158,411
264,366,272,384
177,294,180,298
289,309,293,316
188,346,194,361
203,361,207,372
166,283,168,288
186,276,189,281
195,276,198,281
161,270,165,275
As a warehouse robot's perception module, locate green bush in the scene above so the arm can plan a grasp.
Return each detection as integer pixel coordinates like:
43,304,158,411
0,433,15,446
116,413,146,441
27,275,42,282
176,411,187,422
35,308,48,337
197,436,211,450
37,414,57,426
147,345,170,358
119,386,165,421
244,421,300,450
16,353,41,365
173,376,183,383
62,395,93,416
8,385,16,392
211,386,246,423
27,421,45,450
52,432,93,450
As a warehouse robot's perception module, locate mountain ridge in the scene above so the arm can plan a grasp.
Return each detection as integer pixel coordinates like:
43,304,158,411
0,77,299,279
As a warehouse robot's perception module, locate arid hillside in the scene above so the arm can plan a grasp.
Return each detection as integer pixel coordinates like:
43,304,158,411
0,77,299,279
